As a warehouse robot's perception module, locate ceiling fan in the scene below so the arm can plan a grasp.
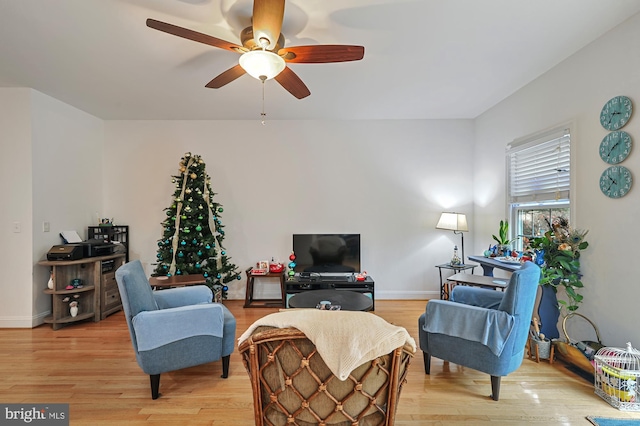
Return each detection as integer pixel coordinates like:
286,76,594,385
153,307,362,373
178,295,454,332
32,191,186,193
146,0,365,99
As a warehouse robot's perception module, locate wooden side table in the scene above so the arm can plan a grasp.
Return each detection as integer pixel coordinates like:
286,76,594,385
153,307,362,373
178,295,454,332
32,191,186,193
244,268,286,308
435,263,476,299
149,274,206,289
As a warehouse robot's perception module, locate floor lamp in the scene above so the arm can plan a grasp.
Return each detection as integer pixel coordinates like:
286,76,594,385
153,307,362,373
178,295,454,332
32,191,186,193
436,212,469,265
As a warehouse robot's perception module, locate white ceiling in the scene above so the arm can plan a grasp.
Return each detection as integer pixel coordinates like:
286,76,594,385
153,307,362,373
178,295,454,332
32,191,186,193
1,0,640,121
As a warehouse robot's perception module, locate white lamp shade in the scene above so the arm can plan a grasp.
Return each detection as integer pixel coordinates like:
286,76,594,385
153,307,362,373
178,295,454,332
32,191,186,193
436,212,468,232
239,50,286,81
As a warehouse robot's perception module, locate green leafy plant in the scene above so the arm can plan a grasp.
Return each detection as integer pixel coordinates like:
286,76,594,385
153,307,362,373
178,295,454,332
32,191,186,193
528,217,589,314
492,220,513,246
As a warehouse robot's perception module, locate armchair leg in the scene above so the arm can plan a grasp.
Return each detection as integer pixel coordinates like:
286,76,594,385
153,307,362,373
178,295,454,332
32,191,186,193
423,352,431,374
150,374,161,400
490,375,500,401
221,355,230,378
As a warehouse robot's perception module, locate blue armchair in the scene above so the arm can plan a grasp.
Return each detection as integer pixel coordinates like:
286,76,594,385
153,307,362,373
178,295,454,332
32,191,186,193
115,260,236,399
418,261,540,401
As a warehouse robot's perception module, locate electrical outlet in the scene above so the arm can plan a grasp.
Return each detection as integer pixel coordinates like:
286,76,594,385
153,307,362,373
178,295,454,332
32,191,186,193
43,221,50,232
12,222,21,233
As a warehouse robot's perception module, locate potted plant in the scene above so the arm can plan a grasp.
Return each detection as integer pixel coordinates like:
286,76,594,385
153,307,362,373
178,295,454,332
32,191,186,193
492,220,514,256
528,217,589,338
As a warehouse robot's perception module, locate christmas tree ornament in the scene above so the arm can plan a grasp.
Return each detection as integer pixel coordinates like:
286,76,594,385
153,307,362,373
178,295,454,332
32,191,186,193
191,173,197,179
223,285,228,291
217,273,222,279
288,261,296,269
195,263,201,268
181,240,187,246
218,207,224,213
196,225,202,232
186,188,192,194
237,275,242,280
288,270,295,277
181,215,187,220
192,238,197,244
166,210,172,216
178,251,184,257
197,250,203,256
221,250,226,255
176,269,182,275
289,252,296,261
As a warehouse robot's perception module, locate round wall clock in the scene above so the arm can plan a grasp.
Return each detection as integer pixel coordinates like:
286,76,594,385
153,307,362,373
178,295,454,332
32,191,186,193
600,95,633,131
599,165,633,198
599,131,632,164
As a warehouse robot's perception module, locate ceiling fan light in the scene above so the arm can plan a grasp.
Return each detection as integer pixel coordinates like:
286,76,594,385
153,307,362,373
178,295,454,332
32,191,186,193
239,50,285,81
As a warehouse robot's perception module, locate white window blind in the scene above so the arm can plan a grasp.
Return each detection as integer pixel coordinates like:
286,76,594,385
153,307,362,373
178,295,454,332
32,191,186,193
507,128,570,204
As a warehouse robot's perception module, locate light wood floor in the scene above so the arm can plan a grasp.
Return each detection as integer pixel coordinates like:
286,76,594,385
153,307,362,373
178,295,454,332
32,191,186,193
1,300,638,425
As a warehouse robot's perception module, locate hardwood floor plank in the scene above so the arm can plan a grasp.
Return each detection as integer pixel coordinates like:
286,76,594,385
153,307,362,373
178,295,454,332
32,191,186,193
1,300,639,424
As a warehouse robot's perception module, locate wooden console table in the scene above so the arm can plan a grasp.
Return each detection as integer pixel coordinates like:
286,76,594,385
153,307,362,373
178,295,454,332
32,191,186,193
467,255,521,276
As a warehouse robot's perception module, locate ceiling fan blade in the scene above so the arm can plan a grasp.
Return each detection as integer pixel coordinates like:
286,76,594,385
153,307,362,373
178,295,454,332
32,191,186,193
205,65,247,89
274,67,310,99
146,18,244,53
279,45,365,63
252,0,285,50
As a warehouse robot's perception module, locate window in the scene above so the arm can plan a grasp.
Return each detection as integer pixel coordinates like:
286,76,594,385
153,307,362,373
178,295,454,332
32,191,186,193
506,126,571,251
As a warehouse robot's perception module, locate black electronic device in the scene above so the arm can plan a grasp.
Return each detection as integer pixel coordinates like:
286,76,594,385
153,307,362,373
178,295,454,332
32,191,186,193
292,234,361,273
47,244,84,261
81,239,115,258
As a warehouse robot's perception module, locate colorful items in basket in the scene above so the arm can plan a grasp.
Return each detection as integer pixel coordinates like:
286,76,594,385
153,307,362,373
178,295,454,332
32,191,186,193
65,278,84,290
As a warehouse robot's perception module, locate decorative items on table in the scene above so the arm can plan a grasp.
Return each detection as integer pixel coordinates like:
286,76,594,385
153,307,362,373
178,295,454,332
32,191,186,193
65,278,83,290
450,245,461,266
69,301,79,318
436,212,468,265
287,252,296,278
492,219,516,256
47,271,54,290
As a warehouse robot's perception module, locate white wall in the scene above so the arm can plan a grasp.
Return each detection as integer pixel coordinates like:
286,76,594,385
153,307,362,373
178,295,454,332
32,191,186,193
0,88,103,327
474,14,640,346
103,119,475,300
0,88,33,326
30,90,104,324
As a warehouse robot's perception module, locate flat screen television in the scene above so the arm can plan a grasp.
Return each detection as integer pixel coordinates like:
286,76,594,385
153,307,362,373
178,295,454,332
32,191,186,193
292,234,361,273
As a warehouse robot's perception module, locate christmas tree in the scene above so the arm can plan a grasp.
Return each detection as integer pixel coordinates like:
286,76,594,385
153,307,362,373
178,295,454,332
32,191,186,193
154,152,241,299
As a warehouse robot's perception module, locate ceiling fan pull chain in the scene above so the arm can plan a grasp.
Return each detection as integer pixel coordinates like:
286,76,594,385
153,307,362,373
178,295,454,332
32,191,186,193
260,76,267,125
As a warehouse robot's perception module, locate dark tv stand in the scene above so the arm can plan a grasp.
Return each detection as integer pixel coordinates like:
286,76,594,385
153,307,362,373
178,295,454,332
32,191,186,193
285,274,375,310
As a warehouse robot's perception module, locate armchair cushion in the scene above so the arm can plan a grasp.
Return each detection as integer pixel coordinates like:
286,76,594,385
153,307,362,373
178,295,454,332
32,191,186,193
133,303,225,352
153,285,213,308
451,285,504,310
424,300,515,356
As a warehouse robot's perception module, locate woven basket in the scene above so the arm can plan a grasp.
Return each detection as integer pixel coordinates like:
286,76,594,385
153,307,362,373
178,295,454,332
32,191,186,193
554,313,604,374
238,326,413,426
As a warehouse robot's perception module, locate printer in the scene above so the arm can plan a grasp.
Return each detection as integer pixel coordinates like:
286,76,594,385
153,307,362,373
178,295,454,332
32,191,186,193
80,239,116,257
47,244,84,261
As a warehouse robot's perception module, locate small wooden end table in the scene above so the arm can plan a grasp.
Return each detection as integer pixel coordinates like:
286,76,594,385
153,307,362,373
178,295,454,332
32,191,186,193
244,268,286,308
149,274,206,289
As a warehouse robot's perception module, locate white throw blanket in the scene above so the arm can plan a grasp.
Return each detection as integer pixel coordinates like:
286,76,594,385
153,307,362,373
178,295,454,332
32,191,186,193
238,310,416,381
